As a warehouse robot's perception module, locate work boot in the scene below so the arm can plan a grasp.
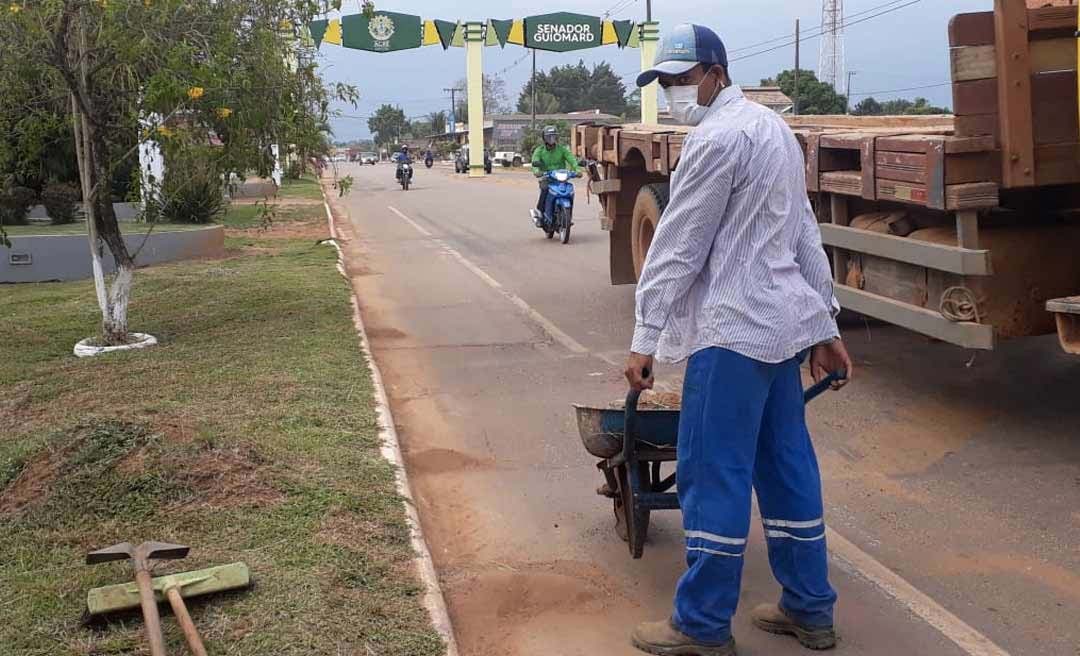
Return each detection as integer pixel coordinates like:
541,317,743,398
750,603,836,650
631,619,736,656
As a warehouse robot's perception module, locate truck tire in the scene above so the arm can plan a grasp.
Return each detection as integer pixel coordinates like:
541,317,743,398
631,183,670,280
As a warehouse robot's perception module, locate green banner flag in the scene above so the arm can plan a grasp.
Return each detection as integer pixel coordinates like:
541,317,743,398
434,19,457,50
341,11,422,53
490,19,514,48
451,23,465,47
524,12,602,52
613,20,635,49
309,19,328,49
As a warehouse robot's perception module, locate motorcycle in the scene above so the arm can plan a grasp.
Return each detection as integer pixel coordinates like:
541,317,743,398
533,169,577,244
396,161,413,191
424,155,434,169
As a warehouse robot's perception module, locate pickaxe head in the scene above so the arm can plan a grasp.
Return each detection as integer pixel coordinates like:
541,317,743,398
87,542,190,568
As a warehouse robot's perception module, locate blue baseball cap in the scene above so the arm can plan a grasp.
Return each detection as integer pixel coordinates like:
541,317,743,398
636,24,728,88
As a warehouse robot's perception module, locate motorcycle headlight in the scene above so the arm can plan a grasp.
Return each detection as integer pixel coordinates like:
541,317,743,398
555,171,569,182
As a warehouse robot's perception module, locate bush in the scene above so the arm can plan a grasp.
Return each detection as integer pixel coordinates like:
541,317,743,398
41,182,81,225
0,177,35,227
146,152,225,224
520,120,571,160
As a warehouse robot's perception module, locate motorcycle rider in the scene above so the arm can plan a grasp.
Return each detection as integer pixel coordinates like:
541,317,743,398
530,126,579,227
395,145,413,181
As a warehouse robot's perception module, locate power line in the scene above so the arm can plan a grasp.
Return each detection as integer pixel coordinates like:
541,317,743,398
727,0,912,54
729,0,922,63
494,51,530,76
848,81,951,97
603,0,638,19
614,0,922,79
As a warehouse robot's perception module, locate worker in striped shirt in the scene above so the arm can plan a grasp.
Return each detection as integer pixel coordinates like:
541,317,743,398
625,24,853,656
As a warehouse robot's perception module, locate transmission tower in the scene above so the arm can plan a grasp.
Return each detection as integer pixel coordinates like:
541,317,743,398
818,0,846,93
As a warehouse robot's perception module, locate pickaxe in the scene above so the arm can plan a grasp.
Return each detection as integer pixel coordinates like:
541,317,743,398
87,541,189,656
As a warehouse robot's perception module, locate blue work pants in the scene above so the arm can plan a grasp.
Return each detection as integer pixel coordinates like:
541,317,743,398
671,347,837,643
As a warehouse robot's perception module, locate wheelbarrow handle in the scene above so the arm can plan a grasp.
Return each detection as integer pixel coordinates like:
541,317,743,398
803,369,847,403
622,389,643,463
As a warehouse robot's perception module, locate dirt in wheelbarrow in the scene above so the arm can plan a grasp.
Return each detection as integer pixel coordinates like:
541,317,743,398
608,390,682,410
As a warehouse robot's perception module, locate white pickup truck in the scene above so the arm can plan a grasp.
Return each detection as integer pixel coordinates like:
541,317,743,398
492,151,523,168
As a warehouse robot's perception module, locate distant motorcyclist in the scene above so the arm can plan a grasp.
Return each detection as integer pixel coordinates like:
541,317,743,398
395,145,413,180
530,126,579,227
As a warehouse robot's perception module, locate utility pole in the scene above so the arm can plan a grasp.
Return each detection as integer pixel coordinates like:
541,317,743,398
531,49,537,129
447,87,464,136
646,0,652,21
846,70,857,114
793,18,800,117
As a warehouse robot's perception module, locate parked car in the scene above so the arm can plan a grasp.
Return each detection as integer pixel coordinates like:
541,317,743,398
455,146,492,174
493,151,524,167
359,152,378,165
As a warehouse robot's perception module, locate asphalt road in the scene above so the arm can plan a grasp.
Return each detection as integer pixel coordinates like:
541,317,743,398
336,161,1080,656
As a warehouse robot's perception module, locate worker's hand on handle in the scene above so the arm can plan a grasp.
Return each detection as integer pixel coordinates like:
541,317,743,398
625,352,655,391
810,338,853,390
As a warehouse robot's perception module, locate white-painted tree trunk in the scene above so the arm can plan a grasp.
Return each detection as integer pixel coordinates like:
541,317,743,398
271,144,283,187
70,6,141,349
138,113,165,210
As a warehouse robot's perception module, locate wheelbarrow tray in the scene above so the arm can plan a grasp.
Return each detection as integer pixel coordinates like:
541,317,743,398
573,403,680,459
574,372,845,559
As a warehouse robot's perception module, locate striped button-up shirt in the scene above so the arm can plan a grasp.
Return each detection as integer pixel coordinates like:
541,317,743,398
631,85,840,364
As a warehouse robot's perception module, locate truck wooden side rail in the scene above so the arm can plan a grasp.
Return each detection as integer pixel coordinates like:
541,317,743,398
574,0,1080,353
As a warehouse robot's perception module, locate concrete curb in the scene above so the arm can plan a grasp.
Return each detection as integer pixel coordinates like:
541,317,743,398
320,186,461,656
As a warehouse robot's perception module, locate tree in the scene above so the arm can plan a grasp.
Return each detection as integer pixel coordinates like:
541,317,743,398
428,111,447,135
1,0,355,344
453,74,510,124
368,105,407,147
764,69,847,115
852,96,951,116
852,97,884,116
586,62,628,116
408,119,432,138
517,60,628,115
623,88,642,122
520,91,560,115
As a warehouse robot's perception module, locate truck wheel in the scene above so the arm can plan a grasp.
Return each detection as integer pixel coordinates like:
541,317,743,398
631,183,670,280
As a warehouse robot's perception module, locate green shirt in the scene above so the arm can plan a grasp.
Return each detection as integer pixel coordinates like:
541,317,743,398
531,144,579,177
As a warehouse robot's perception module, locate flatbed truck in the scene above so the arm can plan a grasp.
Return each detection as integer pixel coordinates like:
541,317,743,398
574,0,1080,354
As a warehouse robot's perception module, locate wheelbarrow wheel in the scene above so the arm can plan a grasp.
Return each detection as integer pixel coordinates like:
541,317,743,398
616,463,651,558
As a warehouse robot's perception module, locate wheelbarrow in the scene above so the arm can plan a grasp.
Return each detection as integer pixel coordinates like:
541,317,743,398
574,371,845,559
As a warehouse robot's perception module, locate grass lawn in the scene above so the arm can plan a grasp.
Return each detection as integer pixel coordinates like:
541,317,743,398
0,187,443,655
277,175,324,201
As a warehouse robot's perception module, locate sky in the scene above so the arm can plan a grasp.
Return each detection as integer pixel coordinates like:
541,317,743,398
317,0,993,142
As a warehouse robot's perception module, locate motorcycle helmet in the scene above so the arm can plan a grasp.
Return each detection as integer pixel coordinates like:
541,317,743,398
542,126,558,147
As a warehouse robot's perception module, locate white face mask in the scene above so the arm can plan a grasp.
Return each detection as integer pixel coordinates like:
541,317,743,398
663,77,724,126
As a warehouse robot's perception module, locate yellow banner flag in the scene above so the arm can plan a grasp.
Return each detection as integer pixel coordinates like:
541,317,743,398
324,19,342,46
601,20,618,46
422,19,440,46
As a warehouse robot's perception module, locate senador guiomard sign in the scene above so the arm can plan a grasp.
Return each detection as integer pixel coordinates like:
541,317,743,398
525,12,602,52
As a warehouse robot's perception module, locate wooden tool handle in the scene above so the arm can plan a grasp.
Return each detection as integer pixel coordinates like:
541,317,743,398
165,587,209,656
135,569,168,656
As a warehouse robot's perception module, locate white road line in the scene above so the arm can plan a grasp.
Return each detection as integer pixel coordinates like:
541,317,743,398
389,206,433,237
389,205,588,355
827,528,1010,656
388,204,1010,656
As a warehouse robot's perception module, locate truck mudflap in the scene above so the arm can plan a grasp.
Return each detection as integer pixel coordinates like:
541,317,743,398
1047,297,1080,355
